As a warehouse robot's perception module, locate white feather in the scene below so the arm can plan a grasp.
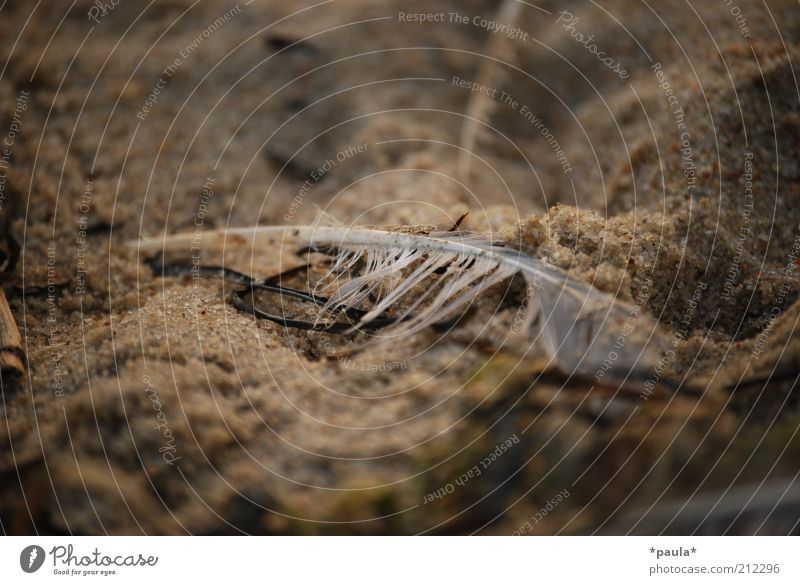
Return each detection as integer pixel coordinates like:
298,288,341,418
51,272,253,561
131,224,666,382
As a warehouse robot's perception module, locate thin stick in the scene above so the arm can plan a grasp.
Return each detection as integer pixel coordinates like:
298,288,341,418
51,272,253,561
457,0,522,182
0,288,25,377
0,189,24,378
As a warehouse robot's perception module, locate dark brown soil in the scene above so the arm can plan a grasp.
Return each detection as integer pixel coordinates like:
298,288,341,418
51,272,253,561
1,0,799,535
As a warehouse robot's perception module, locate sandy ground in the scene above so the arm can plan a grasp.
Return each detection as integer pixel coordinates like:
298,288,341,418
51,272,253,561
1,0,799,534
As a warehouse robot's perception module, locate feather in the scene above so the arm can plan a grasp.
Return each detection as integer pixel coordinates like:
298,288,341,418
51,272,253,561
132,223,668,384
457,0,523,182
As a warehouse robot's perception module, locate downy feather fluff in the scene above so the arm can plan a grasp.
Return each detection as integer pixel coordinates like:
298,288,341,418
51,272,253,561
133,223,667,383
